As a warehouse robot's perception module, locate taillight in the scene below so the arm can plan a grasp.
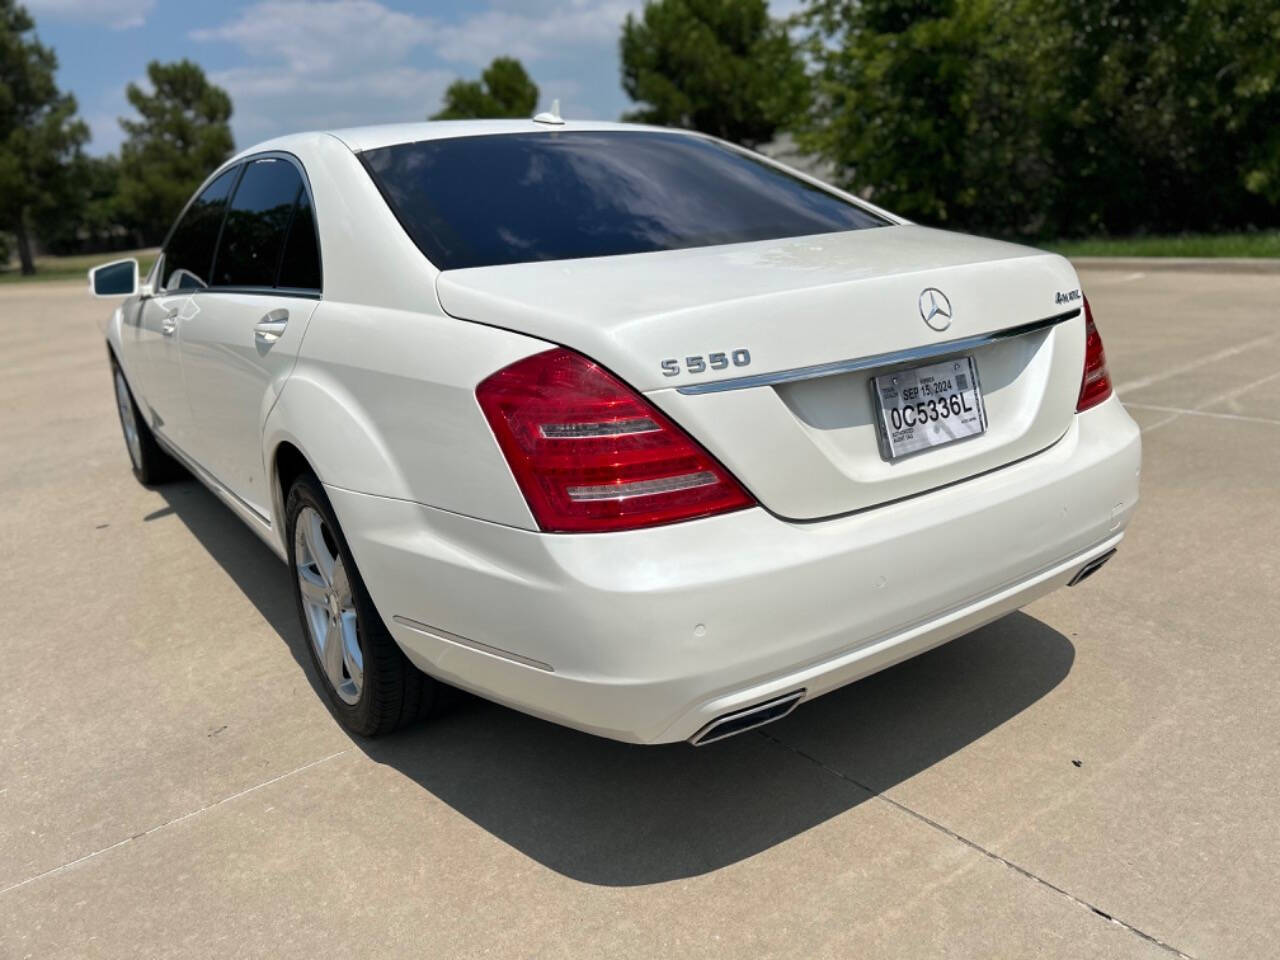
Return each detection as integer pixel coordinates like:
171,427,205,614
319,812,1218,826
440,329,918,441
1076,295,1113,412
476,348,755,532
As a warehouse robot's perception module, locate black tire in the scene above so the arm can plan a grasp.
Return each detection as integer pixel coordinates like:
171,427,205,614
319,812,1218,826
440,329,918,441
109,354,181,486
285,472,438,736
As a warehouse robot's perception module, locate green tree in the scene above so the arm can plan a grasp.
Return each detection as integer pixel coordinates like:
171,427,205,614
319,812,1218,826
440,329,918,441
431,57,539,120
619,0,810,146
1043,0,1280,235
800,0,1280,239
39,154,122,254
799,0,1063,236
117,59,233,244
0,0,89,274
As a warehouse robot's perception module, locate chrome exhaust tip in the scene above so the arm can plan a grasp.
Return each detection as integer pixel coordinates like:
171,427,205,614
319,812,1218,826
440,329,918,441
1068,548,1117,587
690,690,806,746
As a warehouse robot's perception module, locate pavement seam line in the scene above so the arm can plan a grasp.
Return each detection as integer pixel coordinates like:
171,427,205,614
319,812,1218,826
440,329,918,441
1113,332,1277,395
756,730,1197,960
1138,412,1184,432
1124,402,1280,427
1192,366,1280,410
0,749,352,898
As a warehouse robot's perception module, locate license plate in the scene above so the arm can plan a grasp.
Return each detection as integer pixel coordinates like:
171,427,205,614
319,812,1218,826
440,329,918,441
871,355,986,460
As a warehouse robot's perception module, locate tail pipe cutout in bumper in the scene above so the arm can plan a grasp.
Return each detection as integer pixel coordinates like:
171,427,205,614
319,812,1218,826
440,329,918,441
1068,548,1117,587
690,689,806,746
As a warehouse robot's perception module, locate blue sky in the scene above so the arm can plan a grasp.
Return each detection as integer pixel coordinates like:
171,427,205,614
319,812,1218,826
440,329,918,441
25,0,798,156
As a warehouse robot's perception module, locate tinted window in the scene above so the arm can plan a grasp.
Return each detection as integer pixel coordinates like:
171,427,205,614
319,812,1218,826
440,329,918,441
276,188,321,291
361,131,887,270
162,167,238,291
213,158,304,288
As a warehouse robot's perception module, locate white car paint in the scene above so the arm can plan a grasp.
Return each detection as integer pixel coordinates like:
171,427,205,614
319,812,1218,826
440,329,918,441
436,226,1088,518
95,119,1140,744
328,398,1136,744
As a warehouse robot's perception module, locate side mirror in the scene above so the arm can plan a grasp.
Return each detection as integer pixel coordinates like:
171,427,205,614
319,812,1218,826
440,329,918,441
88,258,139,298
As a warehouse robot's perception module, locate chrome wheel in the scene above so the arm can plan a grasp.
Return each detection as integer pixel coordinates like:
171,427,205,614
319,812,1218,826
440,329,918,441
294,506,363,704
114,369,142,470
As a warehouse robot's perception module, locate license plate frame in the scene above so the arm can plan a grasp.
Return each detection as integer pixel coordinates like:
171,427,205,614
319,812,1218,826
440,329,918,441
870,354,987,462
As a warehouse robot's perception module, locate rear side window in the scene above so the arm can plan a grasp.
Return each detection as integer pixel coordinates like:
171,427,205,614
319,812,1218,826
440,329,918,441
361,131,887,270
161,167,239,291
214,158,307,289
276,188,321,291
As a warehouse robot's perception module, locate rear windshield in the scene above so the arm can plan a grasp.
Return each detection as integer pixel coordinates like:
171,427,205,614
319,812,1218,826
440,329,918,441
360,131,887,270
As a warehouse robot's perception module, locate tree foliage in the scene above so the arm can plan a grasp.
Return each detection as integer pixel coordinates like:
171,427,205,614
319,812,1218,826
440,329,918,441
620,0,809,146
800,0,1280,238
38,154,123,254
117,59,234,244
0,0,88,273
431,57,539,120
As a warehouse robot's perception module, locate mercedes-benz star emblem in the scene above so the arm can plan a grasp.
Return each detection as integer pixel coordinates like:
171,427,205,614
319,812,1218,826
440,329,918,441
918,288,953,331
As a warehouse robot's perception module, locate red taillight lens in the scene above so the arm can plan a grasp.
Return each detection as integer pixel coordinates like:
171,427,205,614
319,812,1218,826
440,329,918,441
1077,295,1113,412
476,348,755,532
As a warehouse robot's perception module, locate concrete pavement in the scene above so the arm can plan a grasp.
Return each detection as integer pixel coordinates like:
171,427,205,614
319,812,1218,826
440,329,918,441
2,269,1277,958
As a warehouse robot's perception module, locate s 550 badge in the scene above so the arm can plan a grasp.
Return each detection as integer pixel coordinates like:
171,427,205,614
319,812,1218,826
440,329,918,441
661,350,751,377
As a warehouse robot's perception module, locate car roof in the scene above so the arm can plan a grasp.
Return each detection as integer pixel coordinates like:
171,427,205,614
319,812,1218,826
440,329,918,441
229,119,697,162
327,119,689,153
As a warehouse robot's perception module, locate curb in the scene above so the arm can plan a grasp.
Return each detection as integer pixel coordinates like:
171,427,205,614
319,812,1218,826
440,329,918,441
1070,256,1280,275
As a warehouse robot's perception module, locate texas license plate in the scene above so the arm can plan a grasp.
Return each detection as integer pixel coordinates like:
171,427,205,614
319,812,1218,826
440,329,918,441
872,355,986,460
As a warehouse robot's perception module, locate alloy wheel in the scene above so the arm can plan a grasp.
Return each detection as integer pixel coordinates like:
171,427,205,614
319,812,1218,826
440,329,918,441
294,505,364,705
113,369,143,470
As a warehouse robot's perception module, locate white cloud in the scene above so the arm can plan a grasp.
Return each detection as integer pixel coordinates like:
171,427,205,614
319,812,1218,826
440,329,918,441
430,1,641,67
25,0,155,29
209,64,455,145
86,111,126,153
193,0,643,71
188,0,805,144
191,0,435,73
768,0,807,19
192,1,451,145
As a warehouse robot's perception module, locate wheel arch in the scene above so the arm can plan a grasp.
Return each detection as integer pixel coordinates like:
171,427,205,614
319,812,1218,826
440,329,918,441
270,439,315,543
264,370,411,493
263,372,415,558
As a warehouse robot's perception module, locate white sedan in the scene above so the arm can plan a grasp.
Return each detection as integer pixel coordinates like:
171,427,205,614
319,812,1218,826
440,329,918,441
91,119,1140,745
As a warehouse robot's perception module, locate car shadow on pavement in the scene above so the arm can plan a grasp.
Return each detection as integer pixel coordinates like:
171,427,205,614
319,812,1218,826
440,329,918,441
157,478,1075,888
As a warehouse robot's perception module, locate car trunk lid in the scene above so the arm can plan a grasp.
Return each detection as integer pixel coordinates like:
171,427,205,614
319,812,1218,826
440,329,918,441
436,224,1087,519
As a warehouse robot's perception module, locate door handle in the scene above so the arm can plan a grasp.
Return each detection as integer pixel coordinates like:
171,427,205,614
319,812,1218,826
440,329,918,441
161,308,178,337
253,309,290,345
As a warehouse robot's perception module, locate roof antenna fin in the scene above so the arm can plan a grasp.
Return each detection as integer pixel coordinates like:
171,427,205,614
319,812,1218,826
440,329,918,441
533,99,564,126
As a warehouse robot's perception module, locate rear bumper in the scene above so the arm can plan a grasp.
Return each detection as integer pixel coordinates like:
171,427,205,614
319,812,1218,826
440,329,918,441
328,395,1141,744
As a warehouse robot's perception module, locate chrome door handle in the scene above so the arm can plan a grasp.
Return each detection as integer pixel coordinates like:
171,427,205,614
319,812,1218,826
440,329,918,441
253,309,290,345
161,308,178,337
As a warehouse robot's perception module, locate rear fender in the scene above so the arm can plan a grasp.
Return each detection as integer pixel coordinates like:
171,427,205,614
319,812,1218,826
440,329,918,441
264,301,551,533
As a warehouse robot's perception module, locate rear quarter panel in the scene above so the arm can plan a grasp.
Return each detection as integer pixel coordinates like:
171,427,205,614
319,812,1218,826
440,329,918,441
258,132,552,533
264,300,546,530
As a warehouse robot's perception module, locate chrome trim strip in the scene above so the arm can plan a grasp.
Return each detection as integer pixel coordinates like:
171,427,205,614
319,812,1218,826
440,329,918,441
152,428,273,526
392,616,554,673
150,426,286,562
675,308,1081,395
